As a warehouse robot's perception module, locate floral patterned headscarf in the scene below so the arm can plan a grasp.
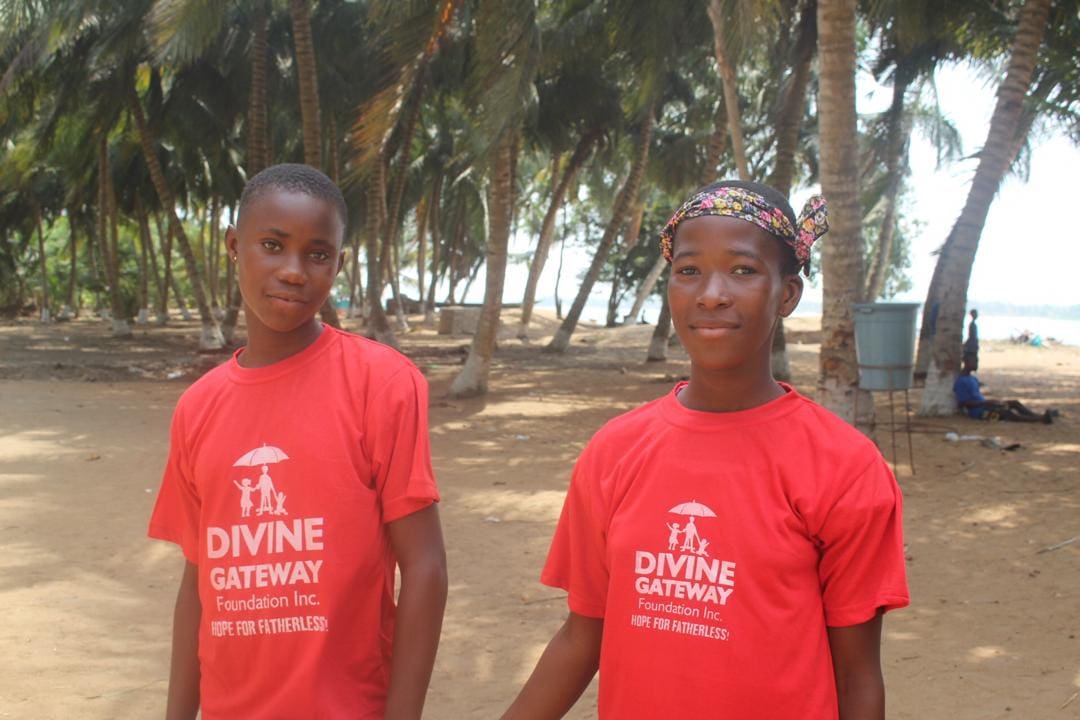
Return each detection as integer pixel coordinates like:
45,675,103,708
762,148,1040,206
659,181,829,276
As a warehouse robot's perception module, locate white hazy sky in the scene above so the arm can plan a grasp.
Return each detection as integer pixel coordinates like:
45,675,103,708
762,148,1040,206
801,62,1080,308
451,62,1080,315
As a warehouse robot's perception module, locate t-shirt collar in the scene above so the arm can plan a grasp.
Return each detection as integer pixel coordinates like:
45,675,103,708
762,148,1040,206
225,324,339,384
658,380,802,430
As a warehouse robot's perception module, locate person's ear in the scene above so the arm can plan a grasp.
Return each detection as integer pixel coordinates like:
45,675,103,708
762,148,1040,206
336,246,346,275
778,273,803,318
225,226,239,262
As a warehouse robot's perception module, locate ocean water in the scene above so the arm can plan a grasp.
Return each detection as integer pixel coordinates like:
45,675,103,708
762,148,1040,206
552,295,1079,347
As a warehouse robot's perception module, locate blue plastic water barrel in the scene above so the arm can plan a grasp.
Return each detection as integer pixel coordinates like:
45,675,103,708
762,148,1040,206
852,303,920,390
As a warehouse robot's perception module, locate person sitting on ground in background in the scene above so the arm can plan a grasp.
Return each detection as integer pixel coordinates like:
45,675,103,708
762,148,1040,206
954,355,1055,424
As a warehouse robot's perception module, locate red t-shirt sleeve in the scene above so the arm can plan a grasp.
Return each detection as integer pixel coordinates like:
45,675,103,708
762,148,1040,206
813,455,910,627
365,365,440,523
147,402,201,563
541,442,609,618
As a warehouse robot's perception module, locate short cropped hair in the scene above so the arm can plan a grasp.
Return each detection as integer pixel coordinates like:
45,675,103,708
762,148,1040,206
238,163,348,233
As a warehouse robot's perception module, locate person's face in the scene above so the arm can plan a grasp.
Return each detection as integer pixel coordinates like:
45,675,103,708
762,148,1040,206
667,216,802,373
226,190,344,336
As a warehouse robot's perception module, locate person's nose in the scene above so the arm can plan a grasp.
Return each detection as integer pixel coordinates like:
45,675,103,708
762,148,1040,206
696,271,732,309
275,252,306,286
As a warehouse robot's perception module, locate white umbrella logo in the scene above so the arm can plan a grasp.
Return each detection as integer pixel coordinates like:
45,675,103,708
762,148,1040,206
665,500,716,556
232,444,290,518
668,500,717,518
233,444,290,468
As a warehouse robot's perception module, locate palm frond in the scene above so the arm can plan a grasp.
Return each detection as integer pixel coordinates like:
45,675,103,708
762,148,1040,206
149,0,232,66
350,0,460,182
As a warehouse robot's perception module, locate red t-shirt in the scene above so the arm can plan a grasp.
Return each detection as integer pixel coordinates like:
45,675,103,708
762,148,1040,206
542,383,909,719
148,326,439,720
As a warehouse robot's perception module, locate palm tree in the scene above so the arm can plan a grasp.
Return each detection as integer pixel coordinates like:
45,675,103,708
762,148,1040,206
706,0,753,180
127,78,225,349
448,130,515,397
815,0,867,423
766,0,817,381
919,0,1052,415
517,129,601,338
447,0,539,397
547,105,654,353
288,0,321,168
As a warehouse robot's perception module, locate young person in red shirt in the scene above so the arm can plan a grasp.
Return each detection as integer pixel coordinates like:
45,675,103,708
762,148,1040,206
502,180,909,720
148,164,447,720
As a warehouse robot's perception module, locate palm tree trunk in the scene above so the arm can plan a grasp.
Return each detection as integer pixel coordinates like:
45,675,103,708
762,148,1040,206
34,207,50,323
605,199,646,327
707,0,751,180
415,195,429,306
384,74,428,331
919,0,1051,415
288,0,342,330
444,203,466,304
816,0,868,423
344,232,362,318
625,254,666,325
863,71,911,302
554,217,568,319
135,196,152,325
703,101,727,184
449,130,515,397
153,211,173,325
96,137,111,320
290,0,321,169
519,132,596,337
364,170,397,347
419,183,440,323
646,292,672,361
63,208,78,318
143,212,162,313
170,272,193,321
247,1,270,173
127,81,223,349
767,0,817,382
766,0,817,196
548,106,654,353
104,153,132,337
423,176,444,323
208,195,221,314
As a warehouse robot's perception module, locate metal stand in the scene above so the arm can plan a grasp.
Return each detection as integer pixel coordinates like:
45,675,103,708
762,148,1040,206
855,387,916,476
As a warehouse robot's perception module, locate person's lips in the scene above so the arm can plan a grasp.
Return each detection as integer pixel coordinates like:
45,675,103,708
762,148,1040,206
688,319,739,337
690,320,739,330
266,292,308,304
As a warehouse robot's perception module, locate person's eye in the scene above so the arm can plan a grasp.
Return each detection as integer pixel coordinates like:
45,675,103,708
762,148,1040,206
732,266,756,276
309,250,331,262
261,239,281,252
676,265,699,276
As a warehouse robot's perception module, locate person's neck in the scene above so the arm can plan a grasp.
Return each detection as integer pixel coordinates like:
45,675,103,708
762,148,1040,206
239,317,325,369
678,363,785,413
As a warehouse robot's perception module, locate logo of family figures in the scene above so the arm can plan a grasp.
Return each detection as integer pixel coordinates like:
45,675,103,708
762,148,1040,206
665,500,716,556
232,444,290,518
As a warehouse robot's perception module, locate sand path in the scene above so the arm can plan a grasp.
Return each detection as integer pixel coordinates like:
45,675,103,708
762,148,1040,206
1,313,1077,719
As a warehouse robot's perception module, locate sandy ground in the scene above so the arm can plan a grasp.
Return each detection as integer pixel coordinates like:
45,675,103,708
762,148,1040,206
0,310,1078,719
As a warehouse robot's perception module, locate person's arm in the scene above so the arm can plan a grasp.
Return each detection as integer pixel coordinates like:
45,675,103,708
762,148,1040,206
827,610,884,720
165,561,201,720
384,503,448,720
501,611,603,720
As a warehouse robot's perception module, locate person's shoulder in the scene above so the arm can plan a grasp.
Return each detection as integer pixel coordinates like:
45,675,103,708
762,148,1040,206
586,395,667,452
330,327,421,379
175,359,233,410
786,392,880,462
